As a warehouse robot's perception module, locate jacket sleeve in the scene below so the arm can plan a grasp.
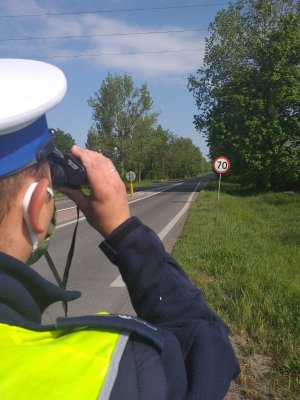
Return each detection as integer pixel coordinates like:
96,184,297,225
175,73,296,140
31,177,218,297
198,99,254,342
100,217,240,399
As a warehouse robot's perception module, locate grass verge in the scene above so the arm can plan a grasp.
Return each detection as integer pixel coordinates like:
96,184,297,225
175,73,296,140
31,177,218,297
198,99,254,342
172,181,300,399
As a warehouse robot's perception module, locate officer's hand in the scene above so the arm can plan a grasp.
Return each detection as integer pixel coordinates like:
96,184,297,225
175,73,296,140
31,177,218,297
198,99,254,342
59,145,130,237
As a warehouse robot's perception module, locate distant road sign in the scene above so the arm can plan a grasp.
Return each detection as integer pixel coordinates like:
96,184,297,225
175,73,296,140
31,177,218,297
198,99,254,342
213,156,231,174
126,171,136,182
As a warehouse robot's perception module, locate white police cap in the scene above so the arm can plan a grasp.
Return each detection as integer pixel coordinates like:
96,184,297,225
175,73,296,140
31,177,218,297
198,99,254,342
0,58,67,177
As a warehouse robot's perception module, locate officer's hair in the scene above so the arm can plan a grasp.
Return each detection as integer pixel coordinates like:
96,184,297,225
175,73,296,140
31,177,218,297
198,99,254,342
0,162,48,223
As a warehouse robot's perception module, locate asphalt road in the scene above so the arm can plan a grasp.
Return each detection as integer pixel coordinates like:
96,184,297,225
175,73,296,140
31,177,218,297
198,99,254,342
32,174,213,323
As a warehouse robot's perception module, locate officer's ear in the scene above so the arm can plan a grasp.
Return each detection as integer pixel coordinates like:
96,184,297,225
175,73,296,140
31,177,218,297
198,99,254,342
28,178,53,234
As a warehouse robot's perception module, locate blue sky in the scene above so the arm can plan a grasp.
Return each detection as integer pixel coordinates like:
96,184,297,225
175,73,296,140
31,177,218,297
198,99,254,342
0,1,231,159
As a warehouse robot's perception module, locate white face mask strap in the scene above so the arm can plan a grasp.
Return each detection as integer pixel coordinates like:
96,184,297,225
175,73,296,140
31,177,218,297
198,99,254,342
22,182,53,250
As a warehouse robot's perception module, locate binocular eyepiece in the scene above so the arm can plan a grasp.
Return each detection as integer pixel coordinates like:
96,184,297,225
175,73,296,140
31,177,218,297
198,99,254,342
48,148,88,189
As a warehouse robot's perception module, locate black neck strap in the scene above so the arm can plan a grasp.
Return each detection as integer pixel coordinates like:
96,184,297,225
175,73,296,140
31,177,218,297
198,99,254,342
45,206,80,317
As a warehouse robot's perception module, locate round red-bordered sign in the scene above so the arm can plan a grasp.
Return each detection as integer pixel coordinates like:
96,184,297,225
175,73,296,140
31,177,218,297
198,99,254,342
213,156,231,174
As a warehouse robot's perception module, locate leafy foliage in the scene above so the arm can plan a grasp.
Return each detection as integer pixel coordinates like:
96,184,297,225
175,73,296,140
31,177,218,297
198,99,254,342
52,128,75,154
188,0,300,189
87,73,208,180
87,73,157,176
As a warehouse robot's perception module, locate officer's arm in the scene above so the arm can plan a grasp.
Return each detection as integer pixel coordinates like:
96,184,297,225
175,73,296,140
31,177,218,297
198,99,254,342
100,217,240,398
100,216,221,324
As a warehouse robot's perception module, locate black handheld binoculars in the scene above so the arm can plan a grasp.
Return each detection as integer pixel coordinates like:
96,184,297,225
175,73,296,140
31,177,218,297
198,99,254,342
47,129,88,189
48,148,88,188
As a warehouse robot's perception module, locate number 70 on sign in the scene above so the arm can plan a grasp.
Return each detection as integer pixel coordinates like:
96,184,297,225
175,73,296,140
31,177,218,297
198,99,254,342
213,156,230,174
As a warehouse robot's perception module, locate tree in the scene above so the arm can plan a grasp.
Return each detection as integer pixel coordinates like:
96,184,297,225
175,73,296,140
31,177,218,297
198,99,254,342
126,116,157,182
188,0,300,189
86,126,102,153
52,128,75,154
168,137,205,179
147,126,175,180
88,73,158,176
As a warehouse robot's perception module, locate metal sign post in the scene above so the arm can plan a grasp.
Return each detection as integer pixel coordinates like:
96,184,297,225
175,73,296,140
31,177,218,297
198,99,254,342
212,156,231,200
218,173,222,201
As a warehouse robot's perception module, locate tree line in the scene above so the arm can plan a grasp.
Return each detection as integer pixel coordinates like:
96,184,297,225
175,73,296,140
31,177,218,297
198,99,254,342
188,0,300,190
54,73,209,183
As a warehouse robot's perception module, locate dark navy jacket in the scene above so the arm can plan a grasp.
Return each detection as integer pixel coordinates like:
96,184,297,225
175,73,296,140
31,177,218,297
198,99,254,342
0,217,239,399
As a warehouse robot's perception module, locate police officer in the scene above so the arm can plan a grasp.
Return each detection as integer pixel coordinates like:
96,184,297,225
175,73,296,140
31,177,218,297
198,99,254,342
0,59,239,400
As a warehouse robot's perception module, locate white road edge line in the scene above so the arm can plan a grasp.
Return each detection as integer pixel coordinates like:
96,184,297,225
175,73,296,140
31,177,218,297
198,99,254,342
56,198,73,204
56,182,183,223
57,217,86,230
158,181,201,240
57,206,77,212
110,181,202,288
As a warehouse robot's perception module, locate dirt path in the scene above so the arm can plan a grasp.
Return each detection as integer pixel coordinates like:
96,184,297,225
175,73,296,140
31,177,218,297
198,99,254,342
224,336,274,400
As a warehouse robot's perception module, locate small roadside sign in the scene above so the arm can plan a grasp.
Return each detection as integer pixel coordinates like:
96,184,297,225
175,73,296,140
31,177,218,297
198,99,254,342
126,171,136,182
126,171,136,197
212,156,231,200
213,156,231,174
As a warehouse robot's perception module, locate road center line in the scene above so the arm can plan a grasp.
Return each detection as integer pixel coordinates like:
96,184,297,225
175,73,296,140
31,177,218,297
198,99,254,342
110,181,201,288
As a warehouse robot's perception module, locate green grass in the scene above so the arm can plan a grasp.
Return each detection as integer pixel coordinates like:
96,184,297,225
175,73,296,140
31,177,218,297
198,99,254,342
172,181,300,399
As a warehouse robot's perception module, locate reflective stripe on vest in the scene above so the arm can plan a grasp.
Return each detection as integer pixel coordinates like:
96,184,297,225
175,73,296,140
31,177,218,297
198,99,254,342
0,323,129,400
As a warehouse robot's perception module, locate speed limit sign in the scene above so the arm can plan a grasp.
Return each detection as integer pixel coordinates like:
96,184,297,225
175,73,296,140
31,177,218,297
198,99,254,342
213,156,230,174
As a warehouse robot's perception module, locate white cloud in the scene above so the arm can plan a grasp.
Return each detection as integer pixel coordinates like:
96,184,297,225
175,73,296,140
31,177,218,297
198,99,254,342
0,0,47,15
0,1,206,81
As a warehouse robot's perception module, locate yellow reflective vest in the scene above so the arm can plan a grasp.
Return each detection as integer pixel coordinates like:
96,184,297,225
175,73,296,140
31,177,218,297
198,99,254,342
0,322,129,400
